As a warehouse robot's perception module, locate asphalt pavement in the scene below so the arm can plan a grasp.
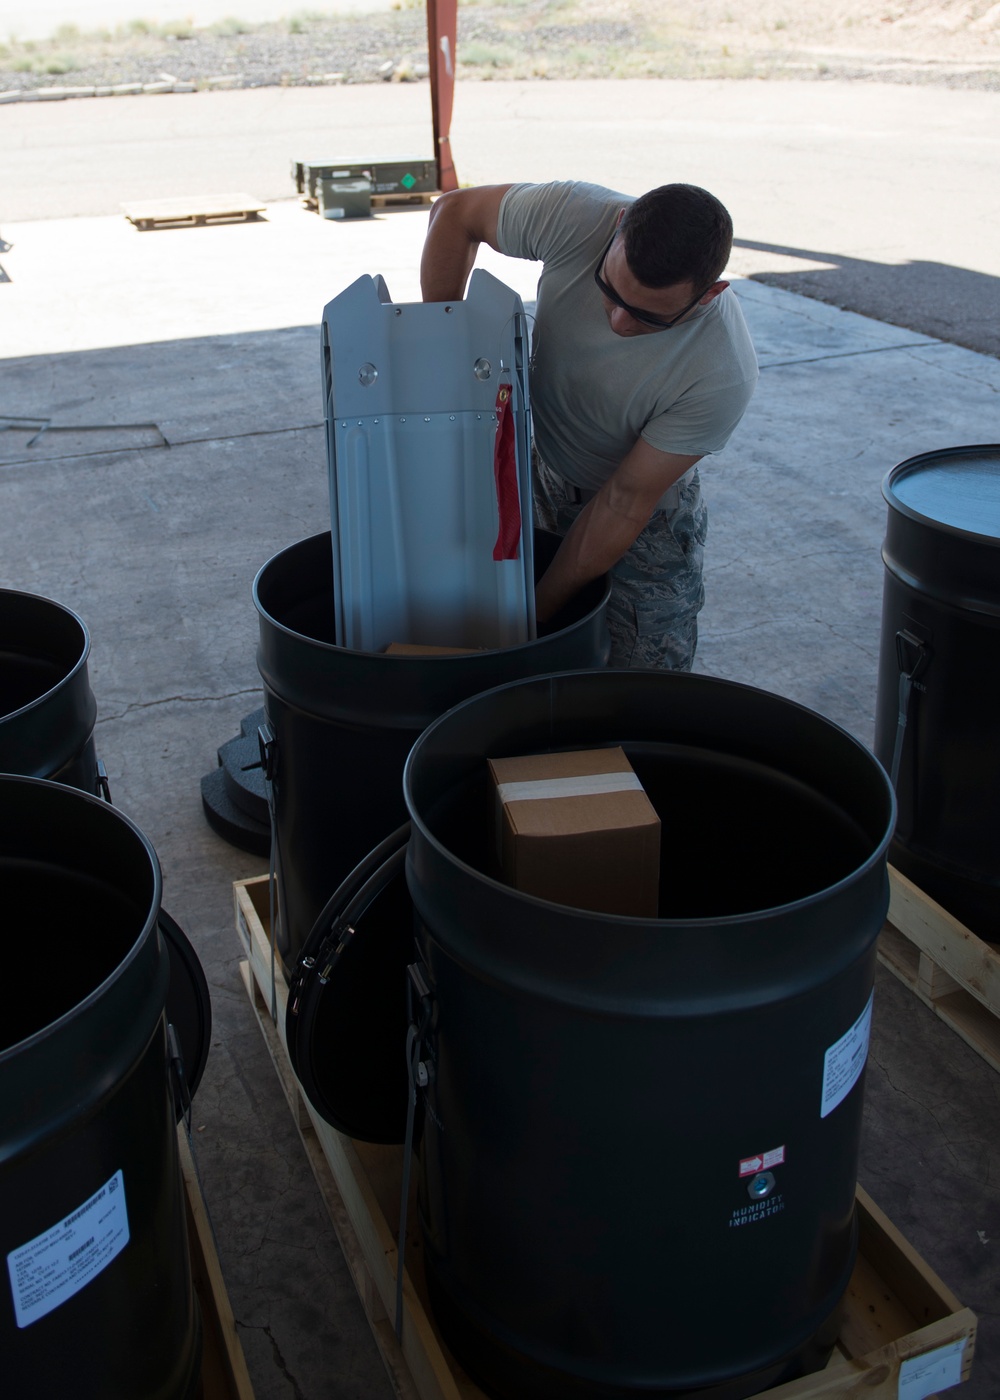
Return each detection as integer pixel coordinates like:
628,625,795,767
3,77,1000,355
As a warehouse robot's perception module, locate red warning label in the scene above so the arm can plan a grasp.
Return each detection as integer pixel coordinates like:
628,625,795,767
739,1145,786,1177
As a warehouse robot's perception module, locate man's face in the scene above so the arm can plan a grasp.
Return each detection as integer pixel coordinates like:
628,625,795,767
595,233,725,338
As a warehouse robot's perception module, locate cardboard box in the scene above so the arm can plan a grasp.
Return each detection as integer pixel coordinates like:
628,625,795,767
488,747,660,917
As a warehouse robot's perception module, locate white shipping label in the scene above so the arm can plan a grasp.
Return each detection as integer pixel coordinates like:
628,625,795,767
820,991,874,1119
6,1171,129,1328
898,1338,967,1398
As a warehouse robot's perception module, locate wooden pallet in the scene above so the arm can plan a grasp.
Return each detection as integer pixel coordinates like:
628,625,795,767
180,1126,257,1400
879,865,1000,1074
302,191,438,212
235,874,977,1400
122,193,266,229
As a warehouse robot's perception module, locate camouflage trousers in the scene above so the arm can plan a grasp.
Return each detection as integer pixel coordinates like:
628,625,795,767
532,452,708,672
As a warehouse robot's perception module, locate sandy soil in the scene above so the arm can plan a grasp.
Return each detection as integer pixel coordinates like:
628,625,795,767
566,0,1000,84
1,0,997,91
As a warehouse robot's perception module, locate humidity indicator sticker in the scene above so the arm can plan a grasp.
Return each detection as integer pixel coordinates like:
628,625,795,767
898,1337,966,1398
820,991,874,1119
739,1145,786,1177
7,1171,129,1328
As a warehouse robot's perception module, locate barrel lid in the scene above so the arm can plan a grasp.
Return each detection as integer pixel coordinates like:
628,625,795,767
160,909,212,1115
884,446,1000,540
284,825,413,1143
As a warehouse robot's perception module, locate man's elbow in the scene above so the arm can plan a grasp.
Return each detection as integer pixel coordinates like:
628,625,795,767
426,188,473,239
603,478,662,529
424,190,451,235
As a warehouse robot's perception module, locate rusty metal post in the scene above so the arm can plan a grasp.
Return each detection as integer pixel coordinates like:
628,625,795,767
426,0,459,192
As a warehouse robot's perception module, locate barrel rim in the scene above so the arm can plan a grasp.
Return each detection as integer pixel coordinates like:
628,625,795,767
881,444,1000,546
252,530,611,661
403,668,896,931
0,587,93,724
0,774,163,1064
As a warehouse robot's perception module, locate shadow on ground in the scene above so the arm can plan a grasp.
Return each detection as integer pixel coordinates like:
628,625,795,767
737,239,1000,360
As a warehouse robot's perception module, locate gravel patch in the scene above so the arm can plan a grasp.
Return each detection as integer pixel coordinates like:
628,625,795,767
1,2,997,99
0,14,430,95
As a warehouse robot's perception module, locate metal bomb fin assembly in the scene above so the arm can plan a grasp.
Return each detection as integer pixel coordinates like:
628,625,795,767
322,270,535,653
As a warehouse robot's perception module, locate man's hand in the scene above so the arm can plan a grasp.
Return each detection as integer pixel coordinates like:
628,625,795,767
420,185,512,302
535,439,703,623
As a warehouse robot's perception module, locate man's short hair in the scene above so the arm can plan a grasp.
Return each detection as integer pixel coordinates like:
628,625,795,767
619,184,734,291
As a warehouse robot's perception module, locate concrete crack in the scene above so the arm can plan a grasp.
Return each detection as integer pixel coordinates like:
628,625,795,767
878,1062,943,1118
96,687,262,722
170,423,325,448
876,1064,988,1182
0,421,323,468
264,1325,308,1400
810,619,879,659
760,340,934,371
898,346,1000,392
237,1322,307,1400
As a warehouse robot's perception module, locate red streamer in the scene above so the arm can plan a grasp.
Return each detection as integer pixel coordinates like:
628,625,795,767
492,385,521,561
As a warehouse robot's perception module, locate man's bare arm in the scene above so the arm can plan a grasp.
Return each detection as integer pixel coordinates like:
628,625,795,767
534,438,703,623
420,184,513,302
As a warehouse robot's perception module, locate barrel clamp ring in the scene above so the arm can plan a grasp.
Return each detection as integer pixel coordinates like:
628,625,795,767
288,956,315,1017
256,723,279,783
890,628,931,790
396,960,436,1341
256,720,281,1024
318,922,356,984
288,914,357,1014
895,628,930,688
96,759,113,804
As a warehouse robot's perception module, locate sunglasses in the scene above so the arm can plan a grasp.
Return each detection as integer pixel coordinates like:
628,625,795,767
593,234,707,330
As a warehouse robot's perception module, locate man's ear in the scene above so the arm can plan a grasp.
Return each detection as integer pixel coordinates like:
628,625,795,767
700,280,729,304
615,207,626,227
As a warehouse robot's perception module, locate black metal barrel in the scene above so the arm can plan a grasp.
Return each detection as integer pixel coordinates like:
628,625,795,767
403,670,895,1399
0,589,99,793
874,445,1000,940
253,529,610,971
0,776,201,1398
0,587,212,1102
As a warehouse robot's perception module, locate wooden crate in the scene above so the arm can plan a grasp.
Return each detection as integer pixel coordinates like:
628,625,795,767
235,874,977,1400
372,191,438,209
879,865,1000,1074
180,1126,256,1400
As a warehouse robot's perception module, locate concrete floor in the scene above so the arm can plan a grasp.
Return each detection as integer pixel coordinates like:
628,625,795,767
2,81,999,1400
5,80,1000,357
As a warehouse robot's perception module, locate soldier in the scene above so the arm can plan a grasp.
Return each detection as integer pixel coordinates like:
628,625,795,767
420,180,758,670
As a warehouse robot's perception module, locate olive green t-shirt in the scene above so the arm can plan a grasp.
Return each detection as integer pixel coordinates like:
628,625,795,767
495,180,758,492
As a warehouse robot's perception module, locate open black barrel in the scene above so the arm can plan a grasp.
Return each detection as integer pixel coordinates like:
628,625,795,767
0,587,212,1103
874,444,1000,940
403,670,895,1399
253,529,610,973
0,776,202,1398
0,588,99,793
